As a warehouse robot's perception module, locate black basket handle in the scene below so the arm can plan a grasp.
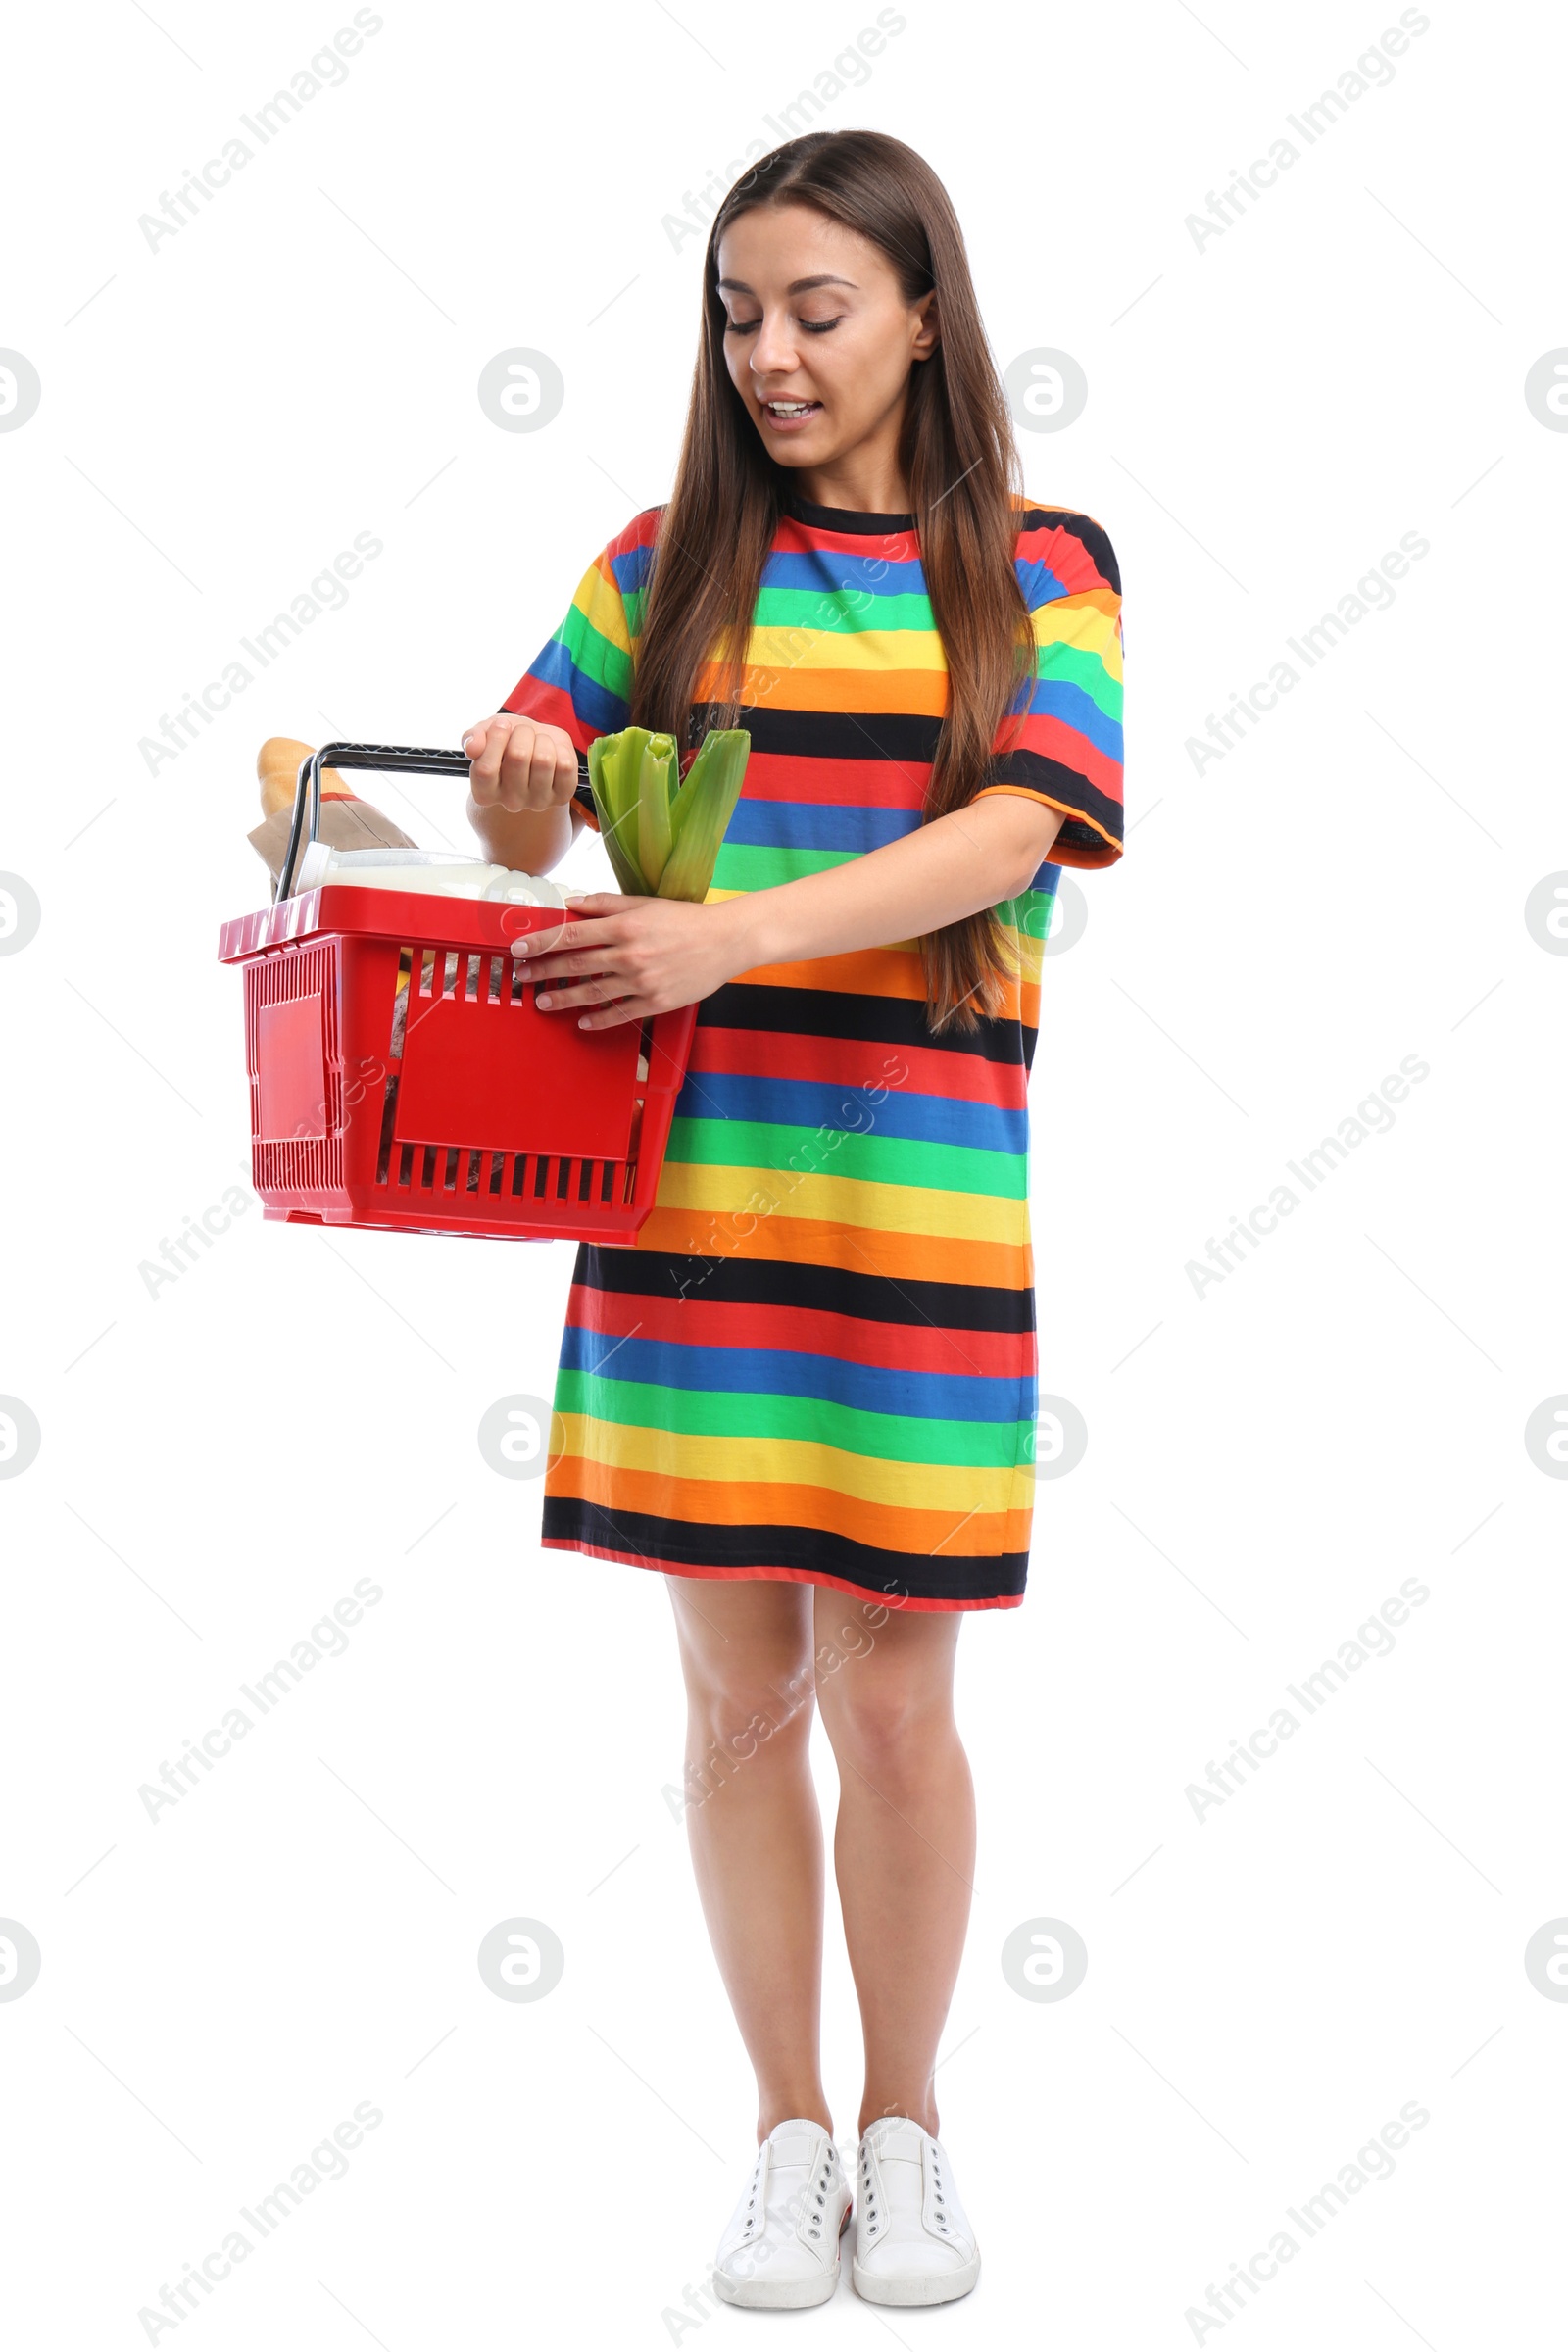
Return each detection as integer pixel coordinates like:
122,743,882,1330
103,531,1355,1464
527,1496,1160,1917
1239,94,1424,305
273,741,475,904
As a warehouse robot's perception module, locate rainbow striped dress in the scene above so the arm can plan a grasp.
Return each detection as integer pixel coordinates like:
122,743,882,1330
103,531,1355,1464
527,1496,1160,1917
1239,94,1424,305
502,488,1123,1610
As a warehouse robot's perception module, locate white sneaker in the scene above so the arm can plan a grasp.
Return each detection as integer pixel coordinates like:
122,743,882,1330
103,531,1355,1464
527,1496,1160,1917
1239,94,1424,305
852,2116,980,2305
711,2117,851,2309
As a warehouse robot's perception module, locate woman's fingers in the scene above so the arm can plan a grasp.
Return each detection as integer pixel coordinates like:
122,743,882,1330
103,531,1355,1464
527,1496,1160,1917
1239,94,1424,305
496,719,552,812
465,715,577,811
527,947,632,1010
576,998,652,1030
533,958,624,1006
496,721,545,811
511,913,622,966
498,719,575,812
466,714,519,803
538,973,654,1027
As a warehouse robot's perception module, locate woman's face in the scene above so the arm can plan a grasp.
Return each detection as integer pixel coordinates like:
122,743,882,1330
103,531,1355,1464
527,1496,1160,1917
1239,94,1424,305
715,202,937,486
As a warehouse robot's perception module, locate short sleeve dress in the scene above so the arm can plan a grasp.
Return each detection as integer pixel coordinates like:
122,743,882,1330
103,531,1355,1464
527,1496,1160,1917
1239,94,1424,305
500,487,1124,1611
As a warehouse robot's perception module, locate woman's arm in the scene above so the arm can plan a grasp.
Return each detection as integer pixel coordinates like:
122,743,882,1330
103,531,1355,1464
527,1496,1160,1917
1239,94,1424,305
738,792,1064,970
466,794,583,873
462,711,584,874
514,790,1067,1029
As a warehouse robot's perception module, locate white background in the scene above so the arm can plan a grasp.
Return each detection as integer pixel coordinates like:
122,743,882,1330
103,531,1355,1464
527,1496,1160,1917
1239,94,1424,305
2,0,1565,2343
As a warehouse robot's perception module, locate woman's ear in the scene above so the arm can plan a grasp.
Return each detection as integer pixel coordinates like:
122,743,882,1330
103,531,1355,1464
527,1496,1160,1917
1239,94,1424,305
912,292,940,363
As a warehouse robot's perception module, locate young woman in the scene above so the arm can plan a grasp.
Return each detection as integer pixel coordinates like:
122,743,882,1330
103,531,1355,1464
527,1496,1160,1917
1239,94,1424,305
463,129,1124,2310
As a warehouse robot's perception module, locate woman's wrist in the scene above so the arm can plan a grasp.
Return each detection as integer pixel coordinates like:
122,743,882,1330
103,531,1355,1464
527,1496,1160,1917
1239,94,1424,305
710,888,779,979
466,793,575,874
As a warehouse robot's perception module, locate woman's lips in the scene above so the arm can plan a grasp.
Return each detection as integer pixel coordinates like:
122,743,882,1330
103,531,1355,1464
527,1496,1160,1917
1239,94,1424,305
760,399,822,431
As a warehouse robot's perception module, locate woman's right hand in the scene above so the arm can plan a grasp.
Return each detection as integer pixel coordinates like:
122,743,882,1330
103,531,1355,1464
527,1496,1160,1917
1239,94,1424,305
462,713,579,813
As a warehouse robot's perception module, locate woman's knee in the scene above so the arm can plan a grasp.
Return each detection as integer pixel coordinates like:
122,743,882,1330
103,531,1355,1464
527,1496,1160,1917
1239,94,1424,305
678,1661,816,1816
818,1657,956,1781
686,1652,816,1752
667,1579,817,1748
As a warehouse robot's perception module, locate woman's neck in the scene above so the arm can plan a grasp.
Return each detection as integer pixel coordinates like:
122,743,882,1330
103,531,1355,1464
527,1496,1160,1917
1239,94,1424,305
790,459,912,514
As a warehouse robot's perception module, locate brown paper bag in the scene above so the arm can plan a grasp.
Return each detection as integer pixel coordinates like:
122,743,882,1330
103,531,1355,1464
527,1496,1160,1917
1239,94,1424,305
248,800,417,887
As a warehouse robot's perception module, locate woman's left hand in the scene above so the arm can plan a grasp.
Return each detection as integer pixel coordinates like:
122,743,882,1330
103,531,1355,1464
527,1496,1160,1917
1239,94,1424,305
514,893,750,1028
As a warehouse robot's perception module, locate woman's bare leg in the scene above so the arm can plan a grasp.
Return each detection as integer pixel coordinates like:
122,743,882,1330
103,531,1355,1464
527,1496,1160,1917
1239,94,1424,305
809,1593,974,2141
665,1573,830,2141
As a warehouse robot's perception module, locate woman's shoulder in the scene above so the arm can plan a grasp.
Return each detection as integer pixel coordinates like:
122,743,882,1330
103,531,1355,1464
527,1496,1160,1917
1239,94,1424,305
603,504,667,562
1007,491,1120,599
584,506,667,614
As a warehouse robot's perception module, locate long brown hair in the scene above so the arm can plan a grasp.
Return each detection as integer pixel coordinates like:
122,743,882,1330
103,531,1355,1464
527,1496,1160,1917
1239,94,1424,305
628,129,1036,1036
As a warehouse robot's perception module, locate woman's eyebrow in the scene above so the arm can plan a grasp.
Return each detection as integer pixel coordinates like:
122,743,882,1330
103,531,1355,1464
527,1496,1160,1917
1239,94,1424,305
716,274,859,295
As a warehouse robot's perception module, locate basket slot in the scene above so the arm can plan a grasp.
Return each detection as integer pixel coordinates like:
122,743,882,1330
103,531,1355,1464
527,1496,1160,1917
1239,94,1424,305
256,1136,341,1194
374,1073,401,1186
322,962,341,1110
442,951,460,1000
465,953,482,1002
389,948,413,1057
487,955,505,1004
510,961,526,1006
373,1128,630,1220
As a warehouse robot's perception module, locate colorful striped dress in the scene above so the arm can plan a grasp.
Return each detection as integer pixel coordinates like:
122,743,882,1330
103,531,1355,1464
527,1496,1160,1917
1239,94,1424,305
501,487,1123,1611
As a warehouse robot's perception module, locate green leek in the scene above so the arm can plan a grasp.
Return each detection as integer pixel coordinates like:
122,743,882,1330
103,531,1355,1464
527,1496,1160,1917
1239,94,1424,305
637,733,677,890
587,723,750,903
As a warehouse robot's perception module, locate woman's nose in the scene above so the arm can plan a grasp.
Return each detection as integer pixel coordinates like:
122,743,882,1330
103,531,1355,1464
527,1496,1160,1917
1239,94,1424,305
750,312,802,378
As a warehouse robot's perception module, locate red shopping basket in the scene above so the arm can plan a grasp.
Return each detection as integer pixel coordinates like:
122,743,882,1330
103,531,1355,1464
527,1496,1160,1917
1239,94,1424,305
217,742,698,1243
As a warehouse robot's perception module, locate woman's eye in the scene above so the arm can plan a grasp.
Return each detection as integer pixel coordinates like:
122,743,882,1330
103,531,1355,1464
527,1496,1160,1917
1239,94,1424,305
722,317,842,334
